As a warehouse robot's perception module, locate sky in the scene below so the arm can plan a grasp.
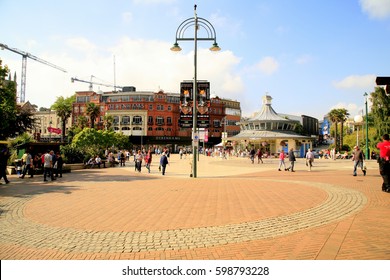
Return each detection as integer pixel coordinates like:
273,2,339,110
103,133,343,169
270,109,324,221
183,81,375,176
1,0,390,120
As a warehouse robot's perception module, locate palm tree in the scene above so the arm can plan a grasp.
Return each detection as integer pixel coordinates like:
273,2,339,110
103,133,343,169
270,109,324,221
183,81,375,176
337,108,349,151
51,95,75,141
328,109,339,150
77,115,88,129
86,102,100,129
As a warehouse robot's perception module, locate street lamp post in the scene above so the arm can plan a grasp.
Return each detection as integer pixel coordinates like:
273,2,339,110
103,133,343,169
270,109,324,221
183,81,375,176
354,115,363,147
364,92,369,159
171,5,221,178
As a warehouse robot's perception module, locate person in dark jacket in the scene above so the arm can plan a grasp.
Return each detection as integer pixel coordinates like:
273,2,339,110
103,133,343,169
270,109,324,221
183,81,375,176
286,148,296,172
0,145,10,184
159,152,169,175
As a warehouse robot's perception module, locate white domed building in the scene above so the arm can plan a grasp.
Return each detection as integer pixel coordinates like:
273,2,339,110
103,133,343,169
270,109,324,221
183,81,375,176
228,95,317,157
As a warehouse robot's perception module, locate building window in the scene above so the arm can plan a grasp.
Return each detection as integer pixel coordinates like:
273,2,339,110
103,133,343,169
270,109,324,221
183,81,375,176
149,104,153,110
167,117,172,125
156,117,164,125
168,105,172,111
133,127,142,131
133,116,142,125
148,116,153,125
113,116,119,124
156,127,164,131
122,116,130,125
148,127,153,131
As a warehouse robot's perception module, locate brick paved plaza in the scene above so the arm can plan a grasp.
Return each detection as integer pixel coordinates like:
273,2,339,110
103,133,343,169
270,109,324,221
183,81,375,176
0,154,389,260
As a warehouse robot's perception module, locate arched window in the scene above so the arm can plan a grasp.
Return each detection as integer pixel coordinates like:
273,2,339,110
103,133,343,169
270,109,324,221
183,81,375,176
132,116,142,125
122,116,130,125
156,117,164,125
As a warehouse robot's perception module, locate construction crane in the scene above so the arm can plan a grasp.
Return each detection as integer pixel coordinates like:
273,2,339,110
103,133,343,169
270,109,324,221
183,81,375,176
0,43,67,103
71,75,123,91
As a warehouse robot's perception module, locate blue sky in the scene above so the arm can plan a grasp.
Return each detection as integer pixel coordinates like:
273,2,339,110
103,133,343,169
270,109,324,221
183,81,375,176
1,0,390,120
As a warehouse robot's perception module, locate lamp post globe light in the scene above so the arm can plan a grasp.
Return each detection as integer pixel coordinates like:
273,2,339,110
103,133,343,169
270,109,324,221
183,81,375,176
354,115,363,147
171,5,221,178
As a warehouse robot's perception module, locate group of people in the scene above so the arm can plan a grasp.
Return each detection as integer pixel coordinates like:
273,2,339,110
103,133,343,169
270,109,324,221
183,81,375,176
278,148,297,172
19,150,63,182
134,147,170,175
85,155,102,168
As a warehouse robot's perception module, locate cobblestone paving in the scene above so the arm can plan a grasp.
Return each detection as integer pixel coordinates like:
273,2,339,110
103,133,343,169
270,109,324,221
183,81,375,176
0,179,366,254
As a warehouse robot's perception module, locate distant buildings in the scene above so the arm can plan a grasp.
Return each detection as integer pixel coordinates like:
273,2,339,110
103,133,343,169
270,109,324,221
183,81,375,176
71,84,241,150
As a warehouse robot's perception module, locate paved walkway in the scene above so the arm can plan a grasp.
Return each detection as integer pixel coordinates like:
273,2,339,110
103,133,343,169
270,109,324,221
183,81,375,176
0,154,389,260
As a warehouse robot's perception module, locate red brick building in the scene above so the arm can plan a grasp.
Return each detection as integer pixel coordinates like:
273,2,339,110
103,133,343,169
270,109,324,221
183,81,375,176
72,86,241,149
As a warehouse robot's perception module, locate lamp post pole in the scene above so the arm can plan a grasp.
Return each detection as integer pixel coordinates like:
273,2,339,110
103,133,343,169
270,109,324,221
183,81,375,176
171,5,220,178
354,115,363,147
364,92,369,159
193,7,198,177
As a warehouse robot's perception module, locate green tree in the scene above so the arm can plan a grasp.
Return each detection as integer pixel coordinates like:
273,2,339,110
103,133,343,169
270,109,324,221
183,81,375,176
71,128,130,160
0,60,35,139
86,102,100,129
328,109,340,151
370,87,390,139
337,108,349,151
0,60,17,140
51,95,76,141
76,115,88,129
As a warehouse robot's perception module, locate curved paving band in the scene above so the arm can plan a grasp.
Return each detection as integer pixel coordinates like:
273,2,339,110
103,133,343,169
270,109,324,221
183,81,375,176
0,179,367,253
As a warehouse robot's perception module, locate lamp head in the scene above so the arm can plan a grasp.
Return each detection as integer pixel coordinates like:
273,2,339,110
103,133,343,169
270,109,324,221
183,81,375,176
209,42,221,52
170,43,182,52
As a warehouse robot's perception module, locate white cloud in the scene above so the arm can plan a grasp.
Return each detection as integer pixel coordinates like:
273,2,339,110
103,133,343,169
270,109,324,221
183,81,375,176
7,36,243,108
122,12,133,23
255,56,279,75
329,102,361,118
360,0,390,19
332,74,376,89
295,54,313,65
66,37,97,53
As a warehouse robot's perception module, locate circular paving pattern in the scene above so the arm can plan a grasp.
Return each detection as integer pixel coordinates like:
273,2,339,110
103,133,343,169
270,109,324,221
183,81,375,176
0,179,367,253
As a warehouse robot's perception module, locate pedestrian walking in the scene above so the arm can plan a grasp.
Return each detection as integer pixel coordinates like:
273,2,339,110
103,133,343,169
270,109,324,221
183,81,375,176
55,152,63,177
160,152,169,175
257,149,263,164
20,150,33,179
249,147,256,164
135,150,143,172
352,146,366,176
278,150,286,171
286,148,296,172
43,150,55,182
145,150,152,173
376,133,390,192
306,149,314,171
0,145,10,184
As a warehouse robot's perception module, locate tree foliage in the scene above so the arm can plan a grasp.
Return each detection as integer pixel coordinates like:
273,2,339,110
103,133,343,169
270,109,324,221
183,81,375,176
51,95,76,141
70,128,130,160
86,102,100,128
370,87,390,141
0,59,35,140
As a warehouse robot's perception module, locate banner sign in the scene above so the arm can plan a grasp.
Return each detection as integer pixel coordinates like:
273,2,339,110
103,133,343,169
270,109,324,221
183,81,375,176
179,81,210,128
48,127,62,134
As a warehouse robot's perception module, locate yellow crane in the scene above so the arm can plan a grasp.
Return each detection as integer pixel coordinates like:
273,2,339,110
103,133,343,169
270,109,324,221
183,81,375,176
0,43,67,102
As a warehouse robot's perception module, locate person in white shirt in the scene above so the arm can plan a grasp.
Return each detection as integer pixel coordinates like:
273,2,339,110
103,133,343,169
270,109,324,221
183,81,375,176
306,149,315,171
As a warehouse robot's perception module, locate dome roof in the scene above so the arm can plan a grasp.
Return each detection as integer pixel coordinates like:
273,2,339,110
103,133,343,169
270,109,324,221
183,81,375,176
249,95,287,121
